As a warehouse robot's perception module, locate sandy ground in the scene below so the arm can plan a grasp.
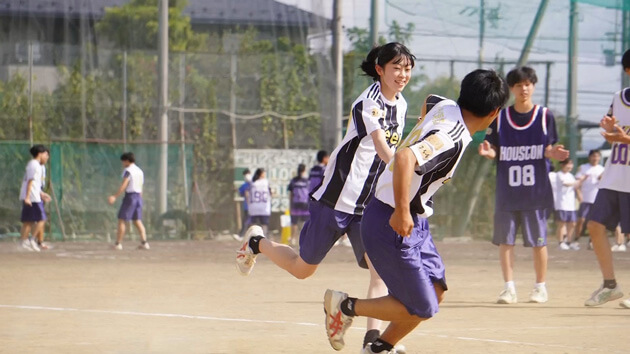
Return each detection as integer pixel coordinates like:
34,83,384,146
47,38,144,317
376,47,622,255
0,237,628,354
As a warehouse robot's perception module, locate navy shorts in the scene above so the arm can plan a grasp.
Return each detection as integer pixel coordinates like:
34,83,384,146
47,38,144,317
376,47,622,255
589,189,630,234
118,193,143,221
577,203,592,219
555,210,577,223
362,198,446,319
298,199,366,269
248,215,270,226
21,202,46,222
492,209,548,247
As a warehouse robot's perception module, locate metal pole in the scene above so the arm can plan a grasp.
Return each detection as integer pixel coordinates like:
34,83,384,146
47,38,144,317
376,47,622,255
122,51,127,150
544,61,551,107
157,0,169,215
478,0,485,68
517,0,550,66
370,0,379,47
622,9,630,89
179,53,189,208
81,17,87,139
567,0,579,162
229,53,237,149
332,0,343,150
28,41,33,146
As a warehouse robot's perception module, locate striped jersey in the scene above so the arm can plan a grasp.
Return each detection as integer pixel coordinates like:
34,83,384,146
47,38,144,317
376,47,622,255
600,88,630,193
311,81,407,215
375,96,471,218
485,105,557,211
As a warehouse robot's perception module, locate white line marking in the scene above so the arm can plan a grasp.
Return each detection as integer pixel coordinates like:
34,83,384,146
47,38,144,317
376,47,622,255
0,304,621,352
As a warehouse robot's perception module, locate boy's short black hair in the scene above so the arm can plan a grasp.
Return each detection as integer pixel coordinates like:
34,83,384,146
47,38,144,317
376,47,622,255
623,49,630,70
242,168,251,175
588,149,601,157
316,150,328,163
506,66,538,87
457,69,510,117
120,152,135,163
29,144,49,158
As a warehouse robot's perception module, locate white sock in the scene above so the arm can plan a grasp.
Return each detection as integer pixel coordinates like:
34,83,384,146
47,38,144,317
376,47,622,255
535,282,546,289
505,281,515,291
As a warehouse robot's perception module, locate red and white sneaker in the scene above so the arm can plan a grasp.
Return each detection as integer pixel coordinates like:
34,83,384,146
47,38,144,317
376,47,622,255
324,289,354,351
236,225,263,276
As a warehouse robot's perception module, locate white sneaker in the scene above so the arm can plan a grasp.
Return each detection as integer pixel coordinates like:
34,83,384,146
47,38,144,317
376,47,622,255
21,239,34,251
497,288,517,304
617,244,627,252
587,241,593,250
236,225,263,276
137,242,150,250
529,287,548,303
584,285,624,306
324,289,354,351
361,343,406,354
620,298,630,309
559,242,570,250
569,241,580,250
611,244,620,252
113,243,123,250
29,237,40,252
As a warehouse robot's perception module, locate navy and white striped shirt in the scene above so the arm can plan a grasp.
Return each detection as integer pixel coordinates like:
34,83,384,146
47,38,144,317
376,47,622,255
312,81,407,215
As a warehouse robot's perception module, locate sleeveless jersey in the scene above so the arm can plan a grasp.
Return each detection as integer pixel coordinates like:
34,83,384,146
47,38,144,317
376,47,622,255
288,176,310,214
248,178,271,216
600,88,630,193
492,105,554,211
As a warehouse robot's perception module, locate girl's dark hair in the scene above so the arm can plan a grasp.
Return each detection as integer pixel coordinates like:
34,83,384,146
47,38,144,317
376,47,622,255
253,168,265,182
622,49,630,70
120,152,135,163
360,42,415,81
457,69,510,117
297,164,306,175
506,66,538,87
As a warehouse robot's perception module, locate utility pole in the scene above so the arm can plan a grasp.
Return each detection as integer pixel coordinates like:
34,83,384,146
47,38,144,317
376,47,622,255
478,0,485,68
370,0,379,47
567,0,579,164
330,0,343,151
517,0,550,66
157,0,169,215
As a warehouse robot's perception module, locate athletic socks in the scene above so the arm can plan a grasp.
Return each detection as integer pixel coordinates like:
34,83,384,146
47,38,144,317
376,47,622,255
363,329,380,348
505,281,516,292
535,282,546,289
340,297,357,317
248,235,264,254
371,339,394,353
603,279,617,289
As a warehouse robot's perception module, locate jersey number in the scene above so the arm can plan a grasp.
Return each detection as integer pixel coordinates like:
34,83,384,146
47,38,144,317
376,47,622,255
611,143,629,166
508,165,535,187
250,190,269,203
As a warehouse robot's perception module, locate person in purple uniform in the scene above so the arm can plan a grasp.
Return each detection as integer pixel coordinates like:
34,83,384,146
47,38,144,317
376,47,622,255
287,164,310,246
479,66,569,304
107,152,149,250
323,69,509,353
308,150,329,193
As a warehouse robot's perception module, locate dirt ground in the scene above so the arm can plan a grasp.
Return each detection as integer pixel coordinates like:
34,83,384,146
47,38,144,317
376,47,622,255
0,237,628,354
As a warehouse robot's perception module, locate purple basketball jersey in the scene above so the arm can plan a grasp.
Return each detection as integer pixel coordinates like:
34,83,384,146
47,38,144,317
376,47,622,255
491,106,555,211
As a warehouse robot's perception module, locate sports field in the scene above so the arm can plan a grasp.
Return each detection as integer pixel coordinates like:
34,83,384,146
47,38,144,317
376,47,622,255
0,238,628,353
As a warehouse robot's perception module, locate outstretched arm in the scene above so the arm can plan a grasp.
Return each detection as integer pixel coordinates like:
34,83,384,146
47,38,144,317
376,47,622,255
371,129,395,164
545,144,570,161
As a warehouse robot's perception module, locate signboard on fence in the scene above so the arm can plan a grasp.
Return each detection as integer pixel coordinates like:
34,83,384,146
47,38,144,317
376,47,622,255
234,149,317,212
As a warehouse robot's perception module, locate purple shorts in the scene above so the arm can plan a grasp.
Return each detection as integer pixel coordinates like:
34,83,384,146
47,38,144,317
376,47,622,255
577,203,592,219
555,210,577,223
298,199,366,269
361,198,446,319
21,202,46,222
492,209,548,247
118,193,143,221
290,214,309,225
589,189,630,234
248,215,270,226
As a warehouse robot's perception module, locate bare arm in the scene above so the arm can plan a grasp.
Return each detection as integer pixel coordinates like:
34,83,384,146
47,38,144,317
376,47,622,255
544,144,570,161
388,148,416,237
108,177,130,204
24,179,34,206
371,129,394,164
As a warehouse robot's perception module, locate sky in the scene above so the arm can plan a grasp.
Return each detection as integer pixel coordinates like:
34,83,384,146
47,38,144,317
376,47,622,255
276,0,626,151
